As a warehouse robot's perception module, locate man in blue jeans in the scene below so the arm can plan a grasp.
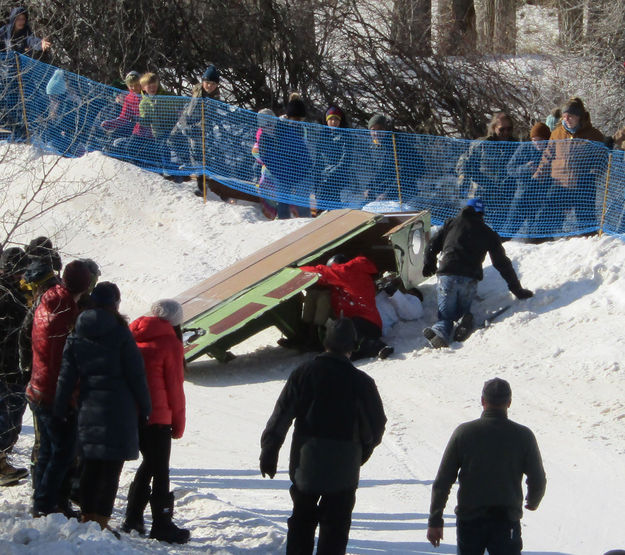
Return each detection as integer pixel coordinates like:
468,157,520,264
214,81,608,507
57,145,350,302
422,198,533,348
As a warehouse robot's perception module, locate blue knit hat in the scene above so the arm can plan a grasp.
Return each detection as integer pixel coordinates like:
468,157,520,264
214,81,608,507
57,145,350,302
466,198,485,213
202,65,220,83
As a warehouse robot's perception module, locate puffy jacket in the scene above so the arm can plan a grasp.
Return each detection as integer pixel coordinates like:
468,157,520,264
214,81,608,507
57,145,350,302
534,118,605,189
54,309,151,461
424,207,523,293
26,284,78,406
130,316,185,438
101,91,140,132
300,256,382,329
261,352,386,494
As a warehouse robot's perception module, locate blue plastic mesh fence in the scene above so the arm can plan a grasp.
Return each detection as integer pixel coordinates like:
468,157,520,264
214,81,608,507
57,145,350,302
1,53,624,237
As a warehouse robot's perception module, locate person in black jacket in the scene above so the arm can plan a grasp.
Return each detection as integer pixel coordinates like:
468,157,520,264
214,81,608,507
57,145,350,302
422,198,533,348
54,282,151,532
0,247,29,486
427,378,546,554
260,318,386,554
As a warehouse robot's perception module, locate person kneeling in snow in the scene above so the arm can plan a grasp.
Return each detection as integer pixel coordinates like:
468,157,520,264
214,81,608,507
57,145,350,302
422,198,533,348
260,318,386,555
300,254,393,360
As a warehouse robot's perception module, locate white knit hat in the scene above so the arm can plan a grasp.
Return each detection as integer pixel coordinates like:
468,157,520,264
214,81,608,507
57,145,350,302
151,299,184,327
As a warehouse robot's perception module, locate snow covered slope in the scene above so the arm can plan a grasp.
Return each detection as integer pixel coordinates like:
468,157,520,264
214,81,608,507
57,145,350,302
1,145,623,554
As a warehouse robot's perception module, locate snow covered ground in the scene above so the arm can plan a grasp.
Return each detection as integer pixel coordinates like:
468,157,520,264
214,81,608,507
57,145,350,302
1,144,624,554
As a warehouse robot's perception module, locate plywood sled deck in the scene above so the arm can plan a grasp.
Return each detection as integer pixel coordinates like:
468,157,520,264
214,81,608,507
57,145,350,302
174,209,431,362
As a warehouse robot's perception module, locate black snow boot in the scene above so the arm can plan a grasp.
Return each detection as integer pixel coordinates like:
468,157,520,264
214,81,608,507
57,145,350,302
122,482,151,535
453,313,474,342
423,327,448,349
149,492,190,544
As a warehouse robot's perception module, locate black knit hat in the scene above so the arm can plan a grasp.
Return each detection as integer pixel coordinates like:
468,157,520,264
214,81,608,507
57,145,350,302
26,236,62,271
323,318,357,354
482,377,512,405
90,281,121,307
0,247,28,275
285,94,307,119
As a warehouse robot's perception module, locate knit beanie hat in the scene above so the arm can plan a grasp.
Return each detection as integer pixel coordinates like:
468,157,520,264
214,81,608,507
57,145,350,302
325,106,344,123
124,71,141,86
62,260,92,294
368,113,390,130
562,98,585,118
530,122,551,140
202,65,220,83
90,281,121,307
0,247,27,275
151,299,184,327
26,236,62,271
285,93,307,119
323,318,357,354
482,377,512,405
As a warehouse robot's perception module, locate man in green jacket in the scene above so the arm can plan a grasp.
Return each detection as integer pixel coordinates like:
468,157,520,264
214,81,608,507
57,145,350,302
427,378,546,554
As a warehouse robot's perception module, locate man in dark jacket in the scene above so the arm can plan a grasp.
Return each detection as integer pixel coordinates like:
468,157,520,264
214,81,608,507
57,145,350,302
422,198,533,348
0,247,29,485
260,318,386,554
427,378,546,554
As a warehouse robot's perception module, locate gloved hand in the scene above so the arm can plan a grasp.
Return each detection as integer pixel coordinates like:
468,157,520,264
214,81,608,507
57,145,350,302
512,287,533,300
260,450,278,479
422,262,436,278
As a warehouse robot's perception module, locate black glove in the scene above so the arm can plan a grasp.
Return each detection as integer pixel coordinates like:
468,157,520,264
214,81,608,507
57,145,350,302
512,287,533,300
422,262,436,278
260,450,278,479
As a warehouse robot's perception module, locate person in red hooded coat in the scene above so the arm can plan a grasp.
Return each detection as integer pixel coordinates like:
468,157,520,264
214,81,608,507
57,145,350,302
300,255,393,360
123,299,189,544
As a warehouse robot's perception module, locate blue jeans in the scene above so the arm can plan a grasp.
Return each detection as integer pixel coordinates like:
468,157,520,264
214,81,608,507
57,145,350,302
30,403,77,513
431,275,478,344
0,381,27,453
457,517,522,555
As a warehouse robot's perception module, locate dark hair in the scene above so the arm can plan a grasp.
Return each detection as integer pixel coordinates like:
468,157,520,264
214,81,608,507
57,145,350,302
487,112,513,136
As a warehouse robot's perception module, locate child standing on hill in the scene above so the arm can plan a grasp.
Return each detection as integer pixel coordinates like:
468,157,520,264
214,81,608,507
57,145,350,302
123,299,189,544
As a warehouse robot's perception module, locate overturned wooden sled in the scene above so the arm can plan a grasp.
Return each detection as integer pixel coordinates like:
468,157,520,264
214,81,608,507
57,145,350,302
175,209,430,362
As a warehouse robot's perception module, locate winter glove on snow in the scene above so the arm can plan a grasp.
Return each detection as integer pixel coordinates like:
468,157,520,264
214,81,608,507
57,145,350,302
512,287,533,300
260,449,278,479
422,262,436,278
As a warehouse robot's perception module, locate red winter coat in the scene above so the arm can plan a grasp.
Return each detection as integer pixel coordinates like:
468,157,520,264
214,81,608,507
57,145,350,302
26,284,79,407
130,316,186,438
301,256,382,329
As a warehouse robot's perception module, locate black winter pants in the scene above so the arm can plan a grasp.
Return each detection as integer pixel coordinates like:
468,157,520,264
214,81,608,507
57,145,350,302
132,424,172,506
350,317,386,361
287,484,356,555
456,517,522,555
80,459,124,517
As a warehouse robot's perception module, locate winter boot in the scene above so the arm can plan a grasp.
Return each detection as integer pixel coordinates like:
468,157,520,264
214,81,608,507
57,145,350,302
453,313,474,342
149,492,190,544
122,482,151,535
0,453,28,486
423,327,448,349
82,513,120,539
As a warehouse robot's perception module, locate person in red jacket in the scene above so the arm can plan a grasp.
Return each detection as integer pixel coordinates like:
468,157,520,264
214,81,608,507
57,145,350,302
123,298,189,544
26,259,92,516
300,255,393,360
